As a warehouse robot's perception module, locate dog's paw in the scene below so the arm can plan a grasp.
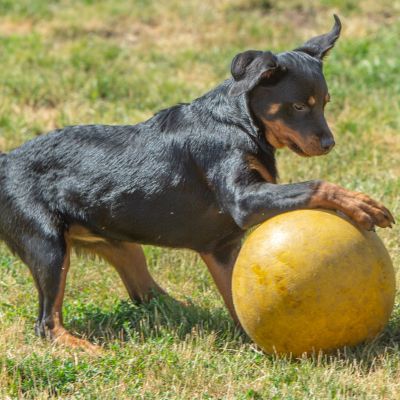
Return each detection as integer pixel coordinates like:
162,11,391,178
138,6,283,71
310,181,395,230
51,326,102,354
343,192,395,230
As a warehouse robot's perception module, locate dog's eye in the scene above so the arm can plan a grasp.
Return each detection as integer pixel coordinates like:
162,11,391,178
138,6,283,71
293,103,307,111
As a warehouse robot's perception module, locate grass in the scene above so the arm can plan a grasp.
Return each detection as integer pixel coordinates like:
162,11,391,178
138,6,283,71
0,0,399,398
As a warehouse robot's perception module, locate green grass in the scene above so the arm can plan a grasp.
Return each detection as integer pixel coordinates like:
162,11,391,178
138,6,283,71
0,0,400,398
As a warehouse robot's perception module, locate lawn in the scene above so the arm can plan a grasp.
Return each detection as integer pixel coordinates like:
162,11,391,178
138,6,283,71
0,0,399,398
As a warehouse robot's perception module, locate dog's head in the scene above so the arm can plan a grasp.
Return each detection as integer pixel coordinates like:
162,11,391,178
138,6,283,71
229,15,341,157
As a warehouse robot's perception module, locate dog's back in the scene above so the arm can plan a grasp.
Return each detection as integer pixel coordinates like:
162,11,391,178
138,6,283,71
0,115,242,253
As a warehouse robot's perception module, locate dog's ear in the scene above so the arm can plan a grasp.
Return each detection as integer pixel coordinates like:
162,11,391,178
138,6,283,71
294,15,342,60
229,50,280,96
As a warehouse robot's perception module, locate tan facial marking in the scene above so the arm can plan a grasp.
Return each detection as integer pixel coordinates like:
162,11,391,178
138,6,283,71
263,120,285,149
266,103,281,115
262,118,299,149
325,93,331,103
308,96,316,106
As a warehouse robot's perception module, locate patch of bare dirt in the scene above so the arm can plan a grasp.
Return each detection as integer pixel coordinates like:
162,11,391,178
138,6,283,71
12,104,60,132
0,137,6,152
0,19,33,36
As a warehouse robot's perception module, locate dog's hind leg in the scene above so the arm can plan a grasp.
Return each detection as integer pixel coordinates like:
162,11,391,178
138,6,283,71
16,230,99,352
80,241,167,302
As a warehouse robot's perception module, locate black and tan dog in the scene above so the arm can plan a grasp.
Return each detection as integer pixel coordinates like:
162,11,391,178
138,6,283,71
0,15,394,350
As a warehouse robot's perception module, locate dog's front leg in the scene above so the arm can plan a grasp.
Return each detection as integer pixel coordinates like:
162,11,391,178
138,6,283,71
200,252,239,324
217,177,394,231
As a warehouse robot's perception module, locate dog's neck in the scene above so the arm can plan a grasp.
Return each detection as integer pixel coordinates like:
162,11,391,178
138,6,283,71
193,79,278,181
194,79,258,134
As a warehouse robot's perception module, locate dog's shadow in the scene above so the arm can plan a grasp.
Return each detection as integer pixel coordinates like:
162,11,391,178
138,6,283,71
64,295,400,366
65,295,248,347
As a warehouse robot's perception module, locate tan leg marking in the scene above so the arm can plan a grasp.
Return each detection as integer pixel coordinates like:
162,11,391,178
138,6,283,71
68,224,108,244
50,238,100,353
200,253,239,324
309,181,395,230
91,241,166,302
68,224,166,302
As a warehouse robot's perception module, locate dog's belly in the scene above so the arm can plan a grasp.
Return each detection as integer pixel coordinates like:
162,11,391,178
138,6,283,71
73,202,243,253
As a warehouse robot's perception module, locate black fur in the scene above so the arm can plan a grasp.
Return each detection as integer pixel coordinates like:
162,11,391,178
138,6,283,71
295,14,342,59
0,82,284,253
3,15,391,340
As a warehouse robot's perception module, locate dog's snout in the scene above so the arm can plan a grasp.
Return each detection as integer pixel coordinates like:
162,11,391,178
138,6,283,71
320,136,335,152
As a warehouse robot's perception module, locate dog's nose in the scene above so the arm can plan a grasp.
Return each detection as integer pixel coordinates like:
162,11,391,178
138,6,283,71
321,137,335,152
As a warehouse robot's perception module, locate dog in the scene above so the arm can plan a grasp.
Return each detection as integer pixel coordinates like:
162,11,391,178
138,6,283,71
0,15,394,351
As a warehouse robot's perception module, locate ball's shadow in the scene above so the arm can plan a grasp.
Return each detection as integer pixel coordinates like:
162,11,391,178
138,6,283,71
267,310,400,367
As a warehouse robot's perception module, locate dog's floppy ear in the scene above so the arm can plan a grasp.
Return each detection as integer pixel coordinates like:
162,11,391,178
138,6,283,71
295,15,342,60
229,50,280,96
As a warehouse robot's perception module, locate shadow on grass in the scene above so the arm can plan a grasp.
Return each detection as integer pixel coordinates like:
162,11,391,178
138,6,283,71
64,294,249,348
63,295,400,368
332,310,400,364
275,305,400,370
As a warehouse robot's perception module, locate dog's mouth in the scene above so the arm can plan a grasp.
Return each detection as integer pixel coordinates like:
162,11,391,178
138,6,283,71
288,141,310,157
264,126,320,157
288,140,333,157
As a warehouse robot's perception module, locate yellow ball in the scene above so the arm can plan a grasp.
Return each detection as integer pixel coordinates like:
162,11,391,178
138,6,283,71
232,210,395,356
